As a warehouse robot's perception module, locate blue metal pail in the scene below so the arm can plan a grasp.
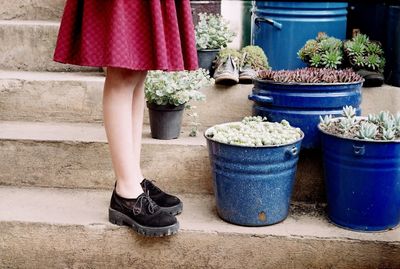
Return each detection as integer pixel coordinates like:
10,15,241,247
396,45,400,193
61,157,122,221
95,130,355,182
251,2,348,70
205,126,303,226
249,79,363,149
319,127,400,232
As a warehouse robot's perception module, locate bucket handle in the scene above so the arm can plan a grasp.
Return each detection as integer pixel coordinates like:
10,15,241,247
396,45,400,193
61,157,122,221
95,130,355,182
248,94,273,104
286,146,299,158
353,145,365,156
255,17,283,30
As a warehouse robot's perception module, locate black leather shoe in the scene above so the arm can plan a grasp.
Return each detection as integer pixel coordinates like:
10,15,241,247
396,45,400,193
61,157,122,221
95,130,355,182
141,179,183,215
109,189,179,237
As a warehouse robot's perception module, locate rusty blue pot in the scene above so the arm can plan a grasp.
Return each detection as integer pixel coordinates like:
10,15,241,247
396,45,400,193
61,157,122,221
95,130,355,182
319,123,400,232
205,125,304,226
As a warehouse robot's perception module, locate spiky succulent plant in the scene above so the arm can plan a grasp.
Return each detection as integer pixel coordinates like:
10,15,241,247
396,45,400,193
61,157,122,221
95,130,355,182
319,106,400,141
344,34,385,72
257,68,363,84
298,33,344,69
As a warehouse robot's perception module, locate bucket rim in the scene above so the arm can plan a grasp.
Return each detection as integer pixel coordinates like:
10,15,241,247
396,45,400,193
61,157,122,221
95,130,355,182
252,78,365,87
204,121,304,148
318,117,400,144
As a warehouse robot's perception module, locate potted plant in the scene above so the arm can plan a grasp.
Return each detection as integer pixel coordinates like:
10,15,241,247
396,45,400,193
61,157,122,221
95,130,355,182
195,13,236,75
249,68,364,149
298,32,386,87
318,106,400,232
344,33,386,87
205,116,304,226
145,69,212,140
298,32,344,69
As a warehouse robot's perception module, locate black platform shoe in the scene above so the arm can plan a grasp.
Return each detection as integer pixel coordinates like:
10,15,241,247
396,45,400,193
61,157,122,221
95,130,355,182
141,179,183,215
109,189,179,237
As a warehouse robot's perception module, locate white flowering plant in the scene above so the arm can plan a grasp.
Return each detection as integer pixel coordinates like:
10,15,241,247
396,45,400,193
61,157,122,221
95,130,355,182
205,116,303,147
145,69,212,107
195,13,236,50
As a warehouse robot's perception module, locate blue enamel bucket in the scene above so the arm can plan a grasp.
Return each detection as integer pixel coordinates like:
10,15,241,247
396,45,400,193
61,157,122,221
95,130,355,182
205,124,304,226
319,125,400,232
251,1,348,70
249,79,363,149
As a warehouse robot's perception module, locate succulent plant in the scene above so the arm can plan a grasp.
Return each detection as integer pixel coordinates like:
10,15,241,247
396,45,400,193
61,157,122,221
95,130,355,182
319,106,400,141
319,115,333,128
240,45,270,70
358,122,378,140
257,68,363,84
344,34,385,72
205,116,303,147
342,105,357,118
298,33,344,69
195,13,236,50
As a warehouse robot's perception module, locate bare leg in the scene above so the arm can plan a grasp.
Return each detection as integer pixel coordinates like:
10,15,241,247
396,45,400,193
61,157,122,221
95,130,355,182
103,67,146,198
131,71,147,177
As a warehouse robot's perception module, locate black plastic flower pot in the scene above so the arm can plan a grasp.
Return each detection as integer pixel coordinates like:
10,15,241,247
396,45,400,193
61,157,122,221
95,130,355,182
197,49,219,76
147,102,185,140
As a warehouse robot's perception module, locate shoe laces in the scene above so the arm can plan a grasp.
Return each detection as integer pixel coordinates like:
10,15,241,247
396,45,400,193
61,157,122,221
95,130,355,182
132,193,158,215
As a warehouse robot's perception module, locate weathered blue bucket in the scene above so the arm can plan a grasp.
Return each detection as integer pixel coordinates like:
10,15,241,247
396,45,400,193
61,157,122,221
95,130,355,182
205,125,303,226
249,79,363,149
319,126,400,232
251,2,348,70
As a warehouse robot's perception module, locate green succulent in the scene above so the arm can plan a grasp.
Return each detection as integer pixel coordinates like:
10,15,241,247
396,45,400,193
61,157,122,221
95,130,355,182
353,33,370,45
358,122,378,140
344,33,385,72
310,54,322,67
240,45,270,70
383,128,396,140
344,41,366,56
365,54,382,71
298,40,319,61
342,105,357,119
366,42,384,55
319,115,333,128
322,50,343,69
320,106,400,141
352,55,366,68
298,33,344,69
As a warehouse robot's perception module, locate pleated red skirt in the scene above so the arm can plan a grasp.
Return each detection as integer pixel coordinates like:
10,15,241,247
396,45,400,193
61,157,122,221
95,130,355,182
54,0,198,71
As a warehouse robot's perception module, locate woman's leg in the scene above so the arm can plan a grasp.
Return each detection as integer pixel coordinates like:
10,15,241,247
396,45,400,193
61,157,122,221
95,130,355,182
131,71,147,177
103,67,146,198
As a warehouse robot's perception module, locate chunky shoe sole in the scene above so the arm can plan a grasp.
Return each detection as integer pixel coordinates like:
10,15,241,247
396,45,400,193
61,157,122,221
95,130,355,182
159,202,183,216
109,208,179,237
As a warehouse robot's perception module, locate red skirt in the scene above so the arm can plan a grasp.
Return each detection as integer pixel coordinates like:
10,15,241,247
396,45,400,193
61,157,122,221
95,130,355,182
54,0,198,71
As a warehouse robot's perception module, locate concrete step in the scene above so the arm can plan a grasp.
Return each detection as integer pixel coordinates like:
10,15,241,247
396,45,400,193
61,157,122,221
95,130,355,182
0,71,253,126
0,120,324,202
1,186,399,269
0,20,99,72
0,0,65,21
2,71,400,127
0,121,213,195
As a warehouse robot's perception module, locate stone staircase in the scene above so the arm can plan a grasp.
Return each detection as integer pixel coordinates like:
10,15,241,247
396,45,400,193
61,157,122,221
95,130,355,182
1,1,399,268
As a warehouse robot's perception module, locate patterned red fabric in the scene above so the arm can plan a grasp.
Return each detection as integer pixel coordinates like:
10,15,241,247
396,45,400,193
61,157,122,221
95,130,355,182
54,0,198,71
